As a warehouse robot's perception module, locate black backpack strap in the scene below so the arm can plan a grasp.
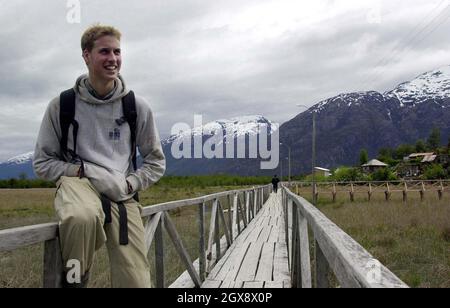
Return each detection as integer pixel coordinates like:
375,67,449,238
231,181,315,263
122,91,140,202
59,89,76,155
59,88,85,178
122,91,138,171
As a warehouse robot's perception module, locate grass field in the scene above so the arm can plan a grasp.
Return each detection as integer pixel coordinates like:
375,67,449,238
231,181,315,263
1,183,449,288
297,187,450,288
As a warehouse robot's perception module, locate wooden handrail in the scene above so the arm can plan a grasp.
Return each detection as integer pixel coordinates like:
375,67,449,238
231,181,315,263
282,185,408,288
0,184,272,288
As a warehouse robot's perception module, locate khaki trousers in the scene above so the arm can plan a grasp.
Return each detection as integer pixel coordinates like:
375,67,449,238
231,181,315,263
55,176,151,288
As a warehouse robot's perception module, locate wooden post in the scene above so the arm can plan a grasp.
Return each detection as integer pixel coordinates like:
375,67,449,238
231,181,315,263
315,239,330,288
285,194,290,271
402,182,408,203
368,182,372,202
291,202,299,287
155,215,165,288
237,195,248,228
228,195,233,242
314,183,319,205
287,198,293,275
385,182,391,202
207,200,219,267
297,207,312,288
245,191,251,223
420,181,425,202
198,202,206,282
235,194,241,235
215,202,221,263
332,183,337,203
217,201,232,247
253,189,258,216
438,180,444,200
43,238,63,288
350,182,355,202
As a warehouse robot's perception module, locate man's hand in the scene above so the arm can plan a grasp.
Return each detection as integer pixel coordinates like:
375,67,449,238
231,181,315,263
126,180,133,194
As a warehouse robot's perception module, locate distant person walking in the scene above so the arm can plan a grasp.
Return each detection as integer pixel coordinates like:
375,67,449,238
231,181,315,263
33,25,165,288
271,175,280,193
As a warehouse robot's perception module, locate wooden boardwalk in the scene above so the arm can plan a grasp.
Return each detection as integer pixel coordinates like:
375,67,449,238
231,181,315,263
201,192,291,288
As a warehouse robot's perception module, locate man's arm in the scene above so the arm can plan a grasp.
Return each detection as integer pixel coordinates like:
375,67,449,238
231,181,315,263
33,97,81,181
125,97,166,193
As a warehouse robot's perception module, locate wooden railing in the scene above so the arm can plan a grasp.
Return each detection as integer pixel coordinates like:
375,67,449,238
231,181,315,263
0,185,272,288
291,180,449,202
282,184,408,288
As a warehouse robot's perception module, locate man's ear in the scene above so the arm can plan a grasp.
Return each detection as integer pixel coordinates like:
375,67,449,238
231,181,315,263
82,49,90,65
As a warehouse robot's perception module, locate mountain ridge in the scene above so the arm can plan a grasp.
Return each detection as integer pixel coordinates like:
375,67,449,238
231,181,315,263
1,65,449,178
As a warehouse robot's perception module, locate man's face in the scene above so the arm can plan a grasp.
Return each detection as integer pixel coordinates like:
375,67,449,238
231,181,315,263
83,35,121,83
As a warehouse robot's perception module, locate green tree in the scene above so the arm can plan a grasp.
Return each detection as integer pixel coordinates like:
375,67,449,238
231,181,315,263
415,139,427,153
427,127,441,151
333,167,366,182
394,144,415,160
370,168,398,181
423,164,447,180
359,149,369,166
377,147,395,165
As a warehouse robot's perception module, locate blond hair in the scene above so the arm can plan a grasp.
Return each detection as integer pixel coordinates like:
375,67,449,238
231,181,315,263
81,24,121,52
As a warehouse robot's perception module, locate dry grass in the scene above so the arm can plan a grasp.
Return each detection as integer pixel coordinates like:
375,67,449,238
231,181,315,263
297,188,450,288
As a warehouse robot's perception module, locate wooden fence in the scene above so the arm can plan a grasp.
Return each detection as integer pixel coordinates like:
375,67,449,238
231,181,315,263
292,180,449,202
0,185,272,288
282,184,408,288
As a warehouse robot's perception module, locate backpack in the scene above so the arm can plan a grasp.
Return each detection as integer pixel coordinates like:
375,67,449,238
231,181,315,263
59,88,139,193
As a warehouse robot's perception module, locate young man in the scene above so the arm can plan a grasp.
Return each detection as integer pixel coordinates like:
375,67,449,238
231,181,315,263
33,25,166,288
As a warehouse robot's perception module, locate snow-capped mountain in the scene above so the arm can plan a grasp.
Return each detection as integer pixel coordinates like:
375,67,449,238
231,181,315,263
385,65,450,107
162,115,276,145
162,115,278,176
3,152,34,165
0,152,35,179
279,66,450,174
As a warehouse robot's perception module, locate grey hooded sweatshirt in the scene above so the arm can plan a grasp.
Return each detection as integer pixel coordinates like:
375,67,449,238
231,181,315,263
33,74,166,202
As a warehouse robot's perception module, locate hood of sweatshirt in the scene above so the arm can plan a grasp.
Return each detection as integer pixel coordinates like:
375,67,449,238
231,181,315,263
74,74,129,105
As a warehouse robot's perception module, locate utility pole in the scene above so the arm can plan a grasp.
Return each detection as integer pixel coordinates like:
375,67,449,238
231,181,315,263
312,111,316,205
297,104,317,206
280,159,283,182
280,143,292,183
288,146,291,183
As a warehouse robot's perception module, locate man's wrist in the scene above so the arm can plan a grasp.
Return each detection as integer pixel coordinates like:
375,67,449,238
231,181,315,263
126,180,133,194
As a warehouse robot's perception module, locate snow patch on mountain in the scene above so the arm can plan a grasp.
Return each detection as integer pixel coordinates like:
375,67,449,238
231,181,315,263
386,65,450,106
312,91,384,112
4,152,34,165
163,115,276,145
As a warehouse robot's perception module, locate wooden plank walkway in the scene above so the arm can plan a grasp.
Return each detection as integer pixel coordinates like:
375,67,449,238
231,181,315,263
202,191,291,288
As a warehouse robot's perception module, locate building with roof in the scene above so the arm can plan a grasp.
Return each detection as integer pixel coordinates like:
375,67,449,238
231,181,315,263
362,159,388,173
314,167,332,177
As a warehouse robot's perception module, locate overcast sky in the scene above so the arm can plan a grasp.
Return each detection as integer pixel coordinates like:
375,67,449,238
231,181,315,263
1,0,450,161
